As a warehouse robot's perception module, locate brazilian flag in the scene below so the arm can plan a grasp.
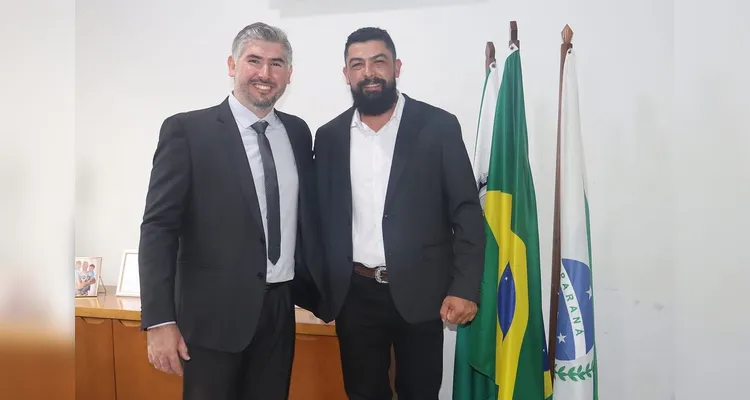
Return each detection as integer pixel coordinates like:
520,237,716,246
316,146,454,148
453,45,553,400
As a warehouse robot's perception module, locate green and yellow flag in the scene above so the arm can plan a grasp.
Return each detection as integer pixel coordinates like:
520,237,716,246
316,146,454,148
453,44,553,400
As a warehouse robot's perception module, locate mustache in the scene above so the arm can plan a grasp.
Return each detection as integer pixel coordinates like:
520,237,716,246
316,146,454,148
357,77,387,89
249,78,275,86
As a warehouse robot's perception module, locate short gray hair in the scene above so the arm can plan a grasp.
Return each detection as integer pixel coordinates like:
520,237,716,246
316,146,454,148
231,22,293,65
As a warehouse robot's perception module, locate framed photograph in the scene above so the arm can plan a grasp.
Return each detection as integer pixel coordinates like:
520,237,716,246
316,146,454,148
75,256,103,297
116,250,140,297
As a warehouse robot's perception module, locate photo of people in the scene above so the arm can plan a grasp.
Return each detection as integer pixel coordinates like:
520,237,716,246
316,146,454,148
75,257,102,297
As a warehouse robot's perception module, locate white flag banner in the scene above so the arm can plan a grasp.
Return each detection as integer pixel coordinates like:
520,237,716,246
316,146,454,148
553,47,599,400
473,60,501,208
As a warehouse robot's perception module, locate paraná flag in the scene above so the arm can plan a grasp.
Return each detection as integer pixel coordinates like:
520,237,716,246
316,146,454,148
453,44,553,400
552,46,599,400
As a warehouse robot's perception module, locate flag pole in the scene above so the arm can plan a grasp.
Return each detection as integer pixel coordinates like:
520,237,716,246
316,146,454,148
548,23,574,382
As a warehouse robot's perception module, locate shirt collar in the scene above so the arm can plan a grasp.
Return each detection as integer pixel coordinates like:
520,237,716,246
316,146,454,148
228,92,281,130
351,91,405,129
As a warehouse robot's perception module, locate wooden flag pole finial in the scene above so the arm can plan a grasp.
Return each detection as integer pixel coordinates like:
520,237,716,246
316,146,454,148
562,24,574,48
509,21,520,48
485,41,496,73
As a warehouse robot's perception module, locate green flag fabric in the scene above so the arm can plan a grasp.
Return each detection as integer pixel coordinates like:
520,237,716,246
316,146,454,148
453,57,502,400
453,45,552,400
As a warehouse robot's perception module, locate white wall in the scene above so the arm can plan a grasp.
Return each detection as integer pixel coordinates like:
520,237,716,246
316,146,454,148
74,0,749,399
673,1,750,399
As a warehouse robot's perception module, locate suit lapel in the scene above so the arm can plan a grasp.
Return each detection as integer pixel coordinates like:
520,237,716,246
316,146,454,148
276,112,306,204
215,98,264,231
384,95,422,209
332,109,355,219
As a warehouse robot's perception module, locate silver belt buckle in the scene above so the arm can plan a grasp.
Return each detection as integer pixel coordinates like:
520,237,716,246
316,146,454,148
374,266,388,284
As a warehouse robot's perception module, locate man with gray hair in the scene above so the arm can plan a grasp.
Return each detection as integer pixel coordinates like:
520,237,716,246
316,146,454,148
138,22,324,399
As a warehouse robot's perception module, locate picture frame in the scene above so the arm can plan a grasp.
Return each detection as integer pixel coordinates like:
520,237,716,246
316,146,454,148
116,250,140,297
75,256,103,297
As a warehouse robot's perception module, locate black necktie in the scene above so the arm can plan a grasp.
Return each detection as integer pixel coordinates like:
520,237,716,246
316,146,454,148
251,120,280,265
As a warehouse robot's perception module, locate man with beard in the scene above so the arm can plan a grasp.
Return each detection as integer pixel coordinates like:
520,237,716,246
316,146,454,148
138,22,323,400
314,27,485,399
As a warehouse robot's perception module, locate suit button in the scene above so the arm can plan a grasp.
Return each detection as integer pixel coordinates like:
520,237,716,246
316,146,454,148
346,255,352,262
260,237,266,245
257,272,264,280
383,214,388,219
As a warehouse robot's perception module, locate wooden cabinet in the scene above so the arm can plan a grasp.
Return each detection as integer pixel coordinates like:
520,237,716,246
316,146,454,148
290,334,347,400
75,317,116,400
75,289,346,400
111,319,182,400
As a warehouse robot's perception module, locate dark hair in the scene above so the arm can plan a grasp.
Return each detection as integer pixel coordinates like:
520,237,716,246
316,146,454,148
344,27,397,61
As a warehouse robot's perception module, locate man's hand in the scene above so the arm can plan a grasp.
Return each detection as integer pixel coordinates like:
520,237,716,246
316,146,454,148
440,296,478,325
147,324,190,376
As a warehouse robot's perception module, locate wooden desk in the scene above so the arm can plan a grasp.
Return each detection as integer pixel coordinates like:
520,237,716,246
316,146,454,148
74,288,345,400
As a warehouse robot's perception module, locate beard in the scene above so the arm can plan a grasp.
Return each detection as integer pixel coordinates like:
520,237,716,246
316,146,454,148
238,78,285,110
251,95,277,109
350,76,398,116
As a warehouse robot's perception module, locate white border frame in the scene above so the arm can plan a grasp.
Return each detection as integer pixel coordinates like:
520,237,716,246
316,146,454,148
116,249,140,297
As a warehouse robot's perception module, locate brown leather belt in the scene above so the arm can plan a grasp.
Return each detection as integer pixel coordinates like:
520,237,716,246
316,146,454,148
354,262,389,284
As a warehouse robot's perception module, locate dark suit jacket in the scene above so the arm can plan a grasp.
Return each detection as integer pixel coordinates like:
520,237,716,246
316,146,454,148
138,97,323,353
313,93,485,324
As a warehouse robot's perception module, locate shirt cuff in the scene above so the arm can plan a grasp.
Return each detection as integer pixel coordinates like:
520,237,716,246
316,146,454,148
146,321,176,330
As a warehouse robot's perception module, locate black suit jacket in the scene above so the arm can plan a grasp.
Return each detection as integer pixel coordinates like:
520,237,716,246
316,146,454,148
314,94,485,324
138,97,323,353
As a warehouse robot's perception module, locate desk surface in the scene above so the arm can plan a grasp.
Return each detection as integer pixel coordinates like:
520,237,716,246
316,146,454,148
74,287,336,336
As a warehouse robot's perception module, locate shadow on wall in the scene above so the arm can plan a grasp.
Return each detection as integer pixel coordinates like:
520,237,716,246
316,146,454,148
270,0,487,17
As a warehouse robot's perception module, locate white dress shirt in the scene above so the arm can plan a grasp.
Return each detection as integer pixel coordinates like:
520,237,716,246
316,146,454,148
350,92,405,268
228,93,299,283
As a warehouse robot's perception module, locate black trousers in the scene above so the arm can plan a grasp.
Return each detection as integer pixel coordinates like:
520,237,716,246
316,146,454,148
336,272,444,400
182,282,295,400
